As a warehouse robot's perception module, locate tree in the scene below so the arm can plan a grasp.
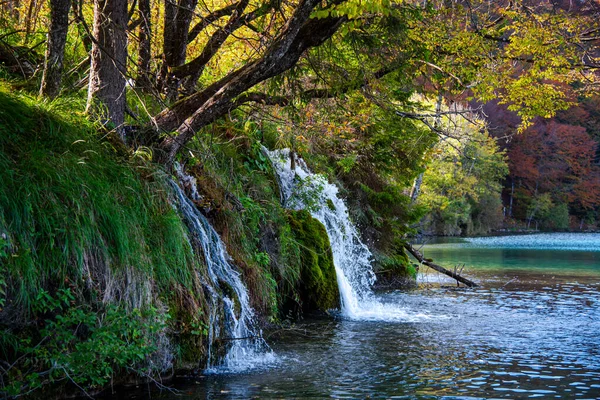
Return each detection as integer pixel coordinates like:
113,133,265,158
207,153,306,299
140,0,597,167
85,0,128,134
39,0,71,98
505,119,600,223
153,0,346,165
135,0,152,89
158,0,199,100
418,116,508,235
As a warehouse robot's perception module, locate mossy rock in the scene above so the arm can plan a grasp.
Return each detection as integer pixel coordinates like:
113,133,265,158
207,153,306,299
286,210,339,311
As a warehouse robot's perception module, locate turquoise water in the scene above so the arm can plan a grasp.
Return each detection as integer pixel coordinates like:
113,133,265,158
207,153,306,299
418,233,600,281
127,233,600,399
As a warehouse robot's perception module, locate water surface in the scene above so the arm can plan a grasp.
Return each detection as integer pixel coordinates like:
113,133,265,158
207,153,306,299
138,233,600,399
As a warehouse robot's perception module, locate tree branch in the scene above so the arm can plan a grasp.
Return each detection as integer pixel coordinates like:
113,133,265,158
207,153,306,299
187,2,239,44
299,65,396,100
234,92,290,107
155,0,346,164
173,0,274,79
405,243,478,287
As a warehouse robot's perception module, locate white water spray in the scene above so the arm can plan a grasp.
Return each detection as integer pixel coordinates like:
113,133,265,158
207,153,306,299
268,149,432,322
169,165,275,372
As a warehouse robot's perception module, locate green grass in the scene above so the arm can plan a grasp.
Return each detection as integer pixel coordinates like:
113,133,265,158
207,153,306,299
0,86,196,312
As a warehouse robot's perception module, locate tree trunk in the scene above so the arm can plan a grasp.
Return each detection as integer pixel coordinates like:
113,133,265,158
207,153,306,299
404,243,478,288
24,0,37,43
86,0,128,136
72,0,93,51
508,178,514,218
410,93,443,203
410,173,424,203
135,0,151,89
39,0,71,98
159,0,198,100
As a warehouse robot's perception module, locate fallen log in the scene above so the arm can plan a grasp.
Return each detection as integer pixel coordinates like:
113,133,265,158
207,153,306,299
404,243,479,288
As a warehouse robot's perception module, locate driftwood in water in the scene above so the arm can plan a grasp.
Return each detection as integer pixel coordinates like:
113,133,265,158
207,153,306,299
404,243,479,288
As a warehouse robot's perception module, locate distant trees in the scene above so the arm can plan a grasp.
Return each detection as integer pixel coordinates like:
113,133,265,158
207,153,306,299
507,120,600,227
484,97,600,229
417,107,508,236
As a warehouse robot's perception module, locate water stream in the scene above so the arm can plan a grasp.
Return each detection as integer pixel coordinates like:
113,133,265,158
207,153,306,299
142,233,600,399
267,149,432,322
155,160,600,398
169,167,274,372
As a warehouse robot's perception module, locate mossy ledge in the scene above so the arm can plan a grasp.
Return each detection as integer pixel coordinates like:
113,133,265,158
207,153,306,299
286,210,340,312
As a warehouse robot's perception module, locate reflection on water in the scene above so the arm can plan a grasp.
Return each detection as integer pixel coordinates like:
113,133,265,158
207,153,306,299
130,234,600,399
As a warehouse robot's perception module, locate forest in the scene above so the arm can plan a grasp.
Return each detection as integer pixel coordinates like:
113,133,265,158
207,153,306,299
0,0,599,397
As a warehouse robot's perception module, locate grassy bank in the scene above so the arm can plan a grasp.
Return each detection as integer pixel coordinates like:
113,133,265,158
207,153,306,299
0,87,208,396
0,86,358,397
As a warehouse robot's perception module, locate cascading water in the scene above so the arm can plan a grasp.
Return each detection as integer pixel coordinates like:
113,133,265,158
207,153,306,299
169,165,274,372
267,149,431,321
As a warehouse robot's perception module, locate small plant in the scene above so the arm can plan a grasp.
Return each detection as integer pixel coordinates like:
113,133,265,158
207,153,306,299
32,288,75,314
337,154,358,173
253,252,271,268
190,318,209,337
289,175,327,213
243,143,271,173
1,289,169,397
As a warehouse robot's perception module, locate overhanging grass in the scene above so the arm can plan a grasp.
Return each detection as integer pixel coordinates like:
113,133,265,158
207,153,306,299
0,87,196,311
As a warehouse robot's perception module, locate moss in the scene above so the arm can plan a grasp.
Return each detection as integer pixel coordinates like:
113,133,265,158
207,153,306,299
166,292,208,368
286,210,339,311
372,247,417,290
326,198,336,211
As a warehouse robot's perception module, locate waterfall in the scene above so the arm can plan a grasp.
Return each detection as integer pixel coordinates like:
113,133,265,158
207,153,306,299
169,165,274,372
267,149,430,322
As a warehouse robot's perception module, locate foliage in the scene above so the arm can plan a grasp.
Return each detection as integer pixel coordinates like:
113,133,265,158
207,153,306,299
273,93,434,255
372,239,418,289
526,194,570,231
504,117,600,225
288,175,328,213
2,290,167,397
419,111,508,235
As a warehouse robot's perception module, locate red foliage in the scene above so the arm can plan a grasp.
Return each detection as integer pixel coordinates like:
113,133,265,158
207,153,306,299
507,119,600,210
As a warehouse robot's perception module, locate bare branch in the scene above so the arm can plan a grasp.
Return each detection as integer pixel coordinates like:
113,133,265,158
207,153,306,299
173,0,275,79
187,2,239,44
234,92,290,107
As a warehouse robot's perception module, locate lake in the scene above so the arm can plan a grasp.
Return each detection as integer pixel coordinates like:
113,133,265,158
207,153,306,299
129,233,600,399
